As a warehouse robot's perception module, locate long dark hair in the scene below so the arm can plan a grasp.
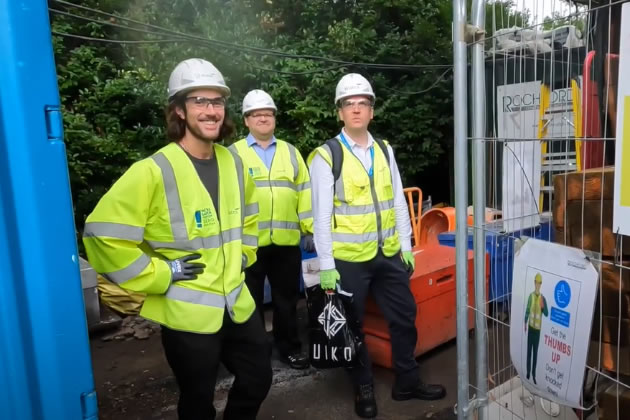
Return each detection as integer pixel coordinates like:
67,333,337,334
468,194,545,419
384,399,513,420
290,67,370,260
165,96,236,142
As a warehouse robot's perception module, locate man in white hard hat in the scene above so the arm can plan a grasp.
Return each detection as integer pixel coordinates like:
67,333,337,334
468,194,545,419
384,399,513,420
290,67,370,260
83,58,271,420
307,73,446,418
230,89,314,370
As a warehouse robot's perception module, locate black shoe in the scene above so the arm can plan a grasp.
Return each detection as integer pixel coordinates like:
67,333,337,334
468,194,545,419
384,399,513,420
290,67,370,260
392,382,446,401
355,383,378,418
281,351,310,370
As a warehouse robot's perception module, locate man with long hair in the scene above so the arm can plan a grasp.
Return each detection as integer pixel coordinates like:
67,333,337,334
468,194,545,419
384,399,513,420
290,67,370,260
83,58,271,420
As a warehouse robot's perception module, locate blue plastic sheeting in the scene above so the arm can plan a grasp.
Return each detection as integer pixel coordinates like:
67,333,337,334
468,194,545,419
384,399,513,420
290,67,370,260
438,218,553,304
0,1,96,419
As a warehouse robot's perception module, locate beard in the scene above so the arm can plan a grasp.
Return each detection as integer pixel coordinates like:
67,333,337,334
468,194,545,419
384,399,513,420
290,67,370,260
186,118,221,144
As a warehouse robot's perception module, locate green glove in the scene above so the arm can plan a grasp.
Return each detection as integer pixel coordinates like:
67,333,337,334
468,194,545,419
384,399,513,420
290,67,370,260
320,269,340,290
402,251,415,272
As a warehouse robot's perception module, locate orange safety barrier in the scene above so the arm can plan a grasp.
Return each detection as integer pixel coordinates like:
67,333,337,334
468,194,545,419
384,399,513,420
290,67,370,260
418,207,455,246
403,188,467,248
362,246,489,369
403,187,422,248
362,185,489,369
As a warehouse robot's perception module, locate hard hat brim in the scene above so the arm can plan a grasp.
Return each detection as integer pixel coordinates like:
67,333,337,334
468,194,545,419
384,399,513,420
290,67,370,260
242,105,277,115
169,83,231,100
334,92,376,104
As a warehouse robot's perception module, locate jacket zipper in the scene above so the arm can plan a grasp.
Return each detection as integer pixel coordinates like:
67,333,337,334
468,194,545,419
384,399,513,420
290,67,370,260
215,162,232,318
267,148,276,244
347,143,383,248
369,176,383,248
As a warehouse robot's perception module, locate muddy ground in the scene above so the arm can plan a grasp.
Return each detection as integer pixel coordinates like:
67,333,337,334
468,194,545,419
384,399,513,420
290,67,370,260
90,304,458,420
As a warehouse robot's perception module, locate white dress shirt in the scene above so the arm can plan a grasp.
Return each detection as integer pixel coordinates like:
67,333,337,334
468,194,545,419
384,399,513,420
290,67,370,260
309,129,412,270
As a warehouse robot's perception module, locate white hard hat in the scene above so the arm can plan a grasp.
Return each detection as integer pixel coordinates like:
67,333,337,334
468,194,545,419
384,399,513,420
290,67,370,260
168,58,231,100
242,89,277,115
334,73,375,104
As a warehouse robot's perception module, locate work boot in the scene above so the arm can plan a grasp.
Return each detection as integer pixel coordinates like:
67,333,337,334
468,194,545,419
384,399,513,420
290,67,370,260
392,381,446,401
281,351,310,370
355,383,378,418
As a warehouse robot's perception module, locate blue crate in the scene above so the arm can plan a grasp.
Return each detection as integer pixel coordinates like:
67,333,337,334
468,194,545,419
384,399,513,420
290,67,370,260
437,218,553,304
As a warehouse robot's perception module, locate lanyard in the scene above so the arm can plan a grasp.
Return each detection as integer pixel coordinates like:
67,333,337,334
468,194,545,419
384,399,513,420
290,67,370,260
338,132,374,177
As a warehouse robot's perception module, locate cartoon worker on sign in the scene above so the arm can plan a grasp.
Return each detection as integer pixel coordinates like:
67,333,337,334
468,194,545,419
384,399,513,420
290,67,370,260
524,272,549,384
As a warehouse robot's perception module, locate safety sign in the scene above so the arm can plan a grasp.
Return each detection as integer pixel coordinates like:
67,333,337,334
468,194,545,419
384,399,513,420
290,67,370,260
510,238,598,408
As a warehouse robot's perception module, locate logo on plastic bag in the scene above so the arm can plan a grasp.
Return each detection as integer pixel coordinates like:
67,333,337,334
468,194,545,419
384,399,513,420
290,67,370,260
318,301,347,338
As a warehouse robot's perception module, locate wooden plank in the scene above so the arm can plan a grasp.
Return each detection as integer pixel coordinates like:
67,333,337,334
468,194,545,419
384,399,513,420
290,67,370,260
595,287,630,319
588,340,630,377
602,263,630,293
566,200,630,257
553,166,615,202
591,316,630,346
553,196,567,229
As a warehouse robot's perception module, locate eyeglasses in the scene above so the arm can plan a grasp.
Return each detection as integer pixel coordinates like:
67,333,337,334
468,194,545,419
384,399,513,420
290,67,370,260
185,96,226,110
341,99,373,110
248,112,275,119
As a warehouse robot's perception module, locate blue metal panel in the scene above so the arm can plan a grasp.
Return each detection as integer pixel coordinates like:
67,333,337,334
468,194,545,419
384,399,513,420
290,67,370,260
0,1,97,419
437,219,554,304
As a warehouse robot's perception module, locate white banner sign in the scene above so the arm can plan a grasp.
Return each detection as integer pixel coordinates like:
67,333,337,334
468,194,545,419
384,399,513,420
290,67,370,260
497,81,577,232
498,81,543,233
510,238,598,408
613,3,630,235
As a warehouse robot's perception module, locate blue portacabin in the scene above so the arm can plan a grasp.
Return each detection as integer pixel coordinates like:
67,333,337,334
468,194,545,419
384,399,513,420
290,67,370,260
0,1,97,418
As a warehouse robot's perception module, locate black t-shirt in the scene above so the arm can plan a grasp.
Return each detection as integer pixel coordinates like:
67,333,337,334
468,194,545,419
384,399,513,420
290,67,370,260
186,152,219,217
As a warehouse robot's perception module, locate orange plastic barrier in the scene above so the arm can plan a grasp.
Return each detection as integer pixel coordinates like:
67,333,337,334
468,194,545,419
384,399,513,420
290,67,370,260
362,245,489,369
418,207,455,246
403,187,422,248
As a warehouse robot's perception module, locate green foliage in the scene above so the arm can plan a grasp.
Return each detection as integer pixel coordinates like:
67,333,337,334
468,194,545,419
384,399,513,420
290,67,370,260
184,0,455,181
484,0,531,36
52,14,166,229
50,0,531,235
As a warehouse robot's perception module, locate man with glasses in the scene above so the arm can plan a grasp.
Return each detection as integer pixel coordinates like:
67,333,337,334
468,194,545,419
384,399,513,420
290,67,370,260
83,58,271,420
230,89,314,370
308,73,446,418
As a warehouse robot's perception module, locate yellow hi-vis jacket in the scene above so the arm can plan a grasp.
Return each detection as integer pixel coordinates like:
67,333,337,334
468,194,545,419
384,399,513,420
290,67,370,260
526,292,548,330
307,139,400,262
230,138,313,247
83,142,259,333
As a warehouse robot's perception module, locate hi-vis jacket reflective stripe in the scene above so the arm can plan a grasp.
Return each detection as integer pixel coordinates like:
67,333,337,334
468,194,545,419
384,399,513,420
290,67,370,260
230,139,313,247
83,142,259,334
307,139,400,262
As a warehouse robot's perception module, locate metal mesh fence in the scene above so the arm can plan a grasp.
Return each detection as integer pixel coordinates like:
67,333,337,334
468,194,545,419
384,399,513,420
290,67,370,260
454,1,630,419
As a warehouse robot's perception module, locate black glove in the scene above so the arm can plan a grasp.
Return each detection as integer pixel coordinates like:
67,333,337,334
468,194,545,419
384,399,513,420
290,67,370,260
303,234,316,253
168,254,205,282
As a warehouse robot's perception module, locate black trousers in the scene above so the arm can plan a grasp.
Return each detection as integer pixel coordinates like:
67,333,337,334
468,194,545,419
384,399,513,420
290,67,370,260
161,312,272,420
245,244,302,356
336,250,419,389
